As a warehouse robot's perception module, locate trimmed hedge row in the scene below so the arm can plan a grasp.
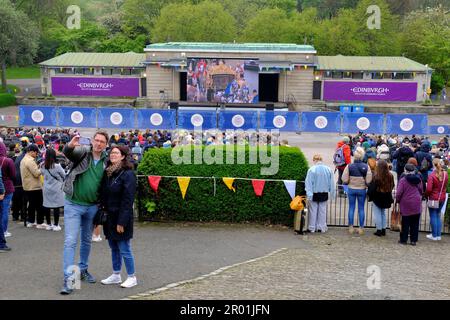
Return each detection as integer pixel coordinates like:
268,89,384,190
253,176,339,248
137,146,309,225
0,93,16,107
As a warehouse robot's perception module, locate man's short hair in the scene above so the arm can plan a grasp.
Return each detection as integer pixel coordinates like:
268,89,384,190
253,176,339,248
94,130,109,143
27,144,39,153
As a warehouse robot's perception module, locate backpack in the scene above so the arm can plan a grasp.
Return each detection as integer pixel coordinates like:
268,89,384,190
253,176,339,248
420,156,429,172
398,151,410,169
367,158,377,172
333,146,346,167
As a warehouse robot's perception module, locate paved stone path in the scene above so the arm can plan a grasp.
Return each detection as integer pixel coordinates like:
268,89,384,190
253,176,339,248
132,227,450,300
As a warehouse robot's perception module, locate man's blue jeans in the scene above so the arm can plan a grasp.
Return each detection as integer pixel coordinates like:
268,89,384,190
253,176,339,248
63,199,98,280
348,188,367,227
108,239,136,276
428,202,444,238
1,193,13,232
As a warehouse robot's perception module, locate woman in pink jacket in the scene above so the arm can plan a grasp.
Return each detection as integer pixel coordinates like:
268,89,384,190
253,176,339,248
425,158,448,241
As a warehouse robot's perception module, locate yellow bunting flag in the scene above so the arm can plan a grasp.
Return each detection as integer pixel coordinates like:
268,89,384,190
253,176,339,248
177,177,191,200
15,116,19,121
222,178,236,192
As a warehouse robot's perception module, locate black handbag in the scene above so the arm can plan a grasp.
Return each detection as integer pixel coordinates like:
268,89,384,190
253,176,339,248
312,192,328,202
93,209,108,226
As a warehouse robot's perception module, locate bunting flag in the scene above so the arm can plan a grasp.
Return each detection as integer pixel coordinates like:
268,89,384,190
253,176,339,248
177,177,191,200
283,180,296,200
0,116,4,121
15,116,19,121
148,176,162,193
252,179,266,197
222,177,236,192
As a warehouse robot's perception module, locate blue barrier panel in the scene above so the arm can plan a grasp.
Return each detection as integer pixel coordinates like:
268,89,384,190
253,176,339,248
429,125,450,135
136,109,176,130
385,114,428,135
259,111,300,131
178,110,217,130
342,112,384,134
97,108,136,129
58,107,97,128
301,112,341,133
19,105,58,127
218,111,258,130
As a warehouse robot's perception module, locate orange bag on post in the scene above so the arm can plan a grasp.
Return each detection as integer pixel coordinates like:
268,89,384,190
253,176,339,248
290,195,306,211
390,202,402,232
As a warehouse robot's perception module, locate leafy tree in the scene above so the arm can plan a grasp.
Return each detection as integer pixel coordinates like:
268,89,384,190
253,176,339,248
152,1,237,42
0,0,39,89
240,8,292,42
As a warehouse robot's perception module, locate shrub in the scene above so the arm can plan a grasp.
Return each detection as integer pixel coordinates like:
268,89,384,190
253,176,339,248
136,146,309,225
0,93,16,107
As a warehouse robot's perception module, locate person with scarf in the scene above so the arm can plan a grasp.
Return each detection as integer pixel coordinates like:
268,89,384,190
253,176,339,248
99,145,137,288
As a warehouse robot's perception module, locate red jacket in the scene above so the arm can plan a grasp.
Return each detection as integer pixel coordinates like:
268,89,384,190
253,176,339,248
426,171,448,202
336,141,351,169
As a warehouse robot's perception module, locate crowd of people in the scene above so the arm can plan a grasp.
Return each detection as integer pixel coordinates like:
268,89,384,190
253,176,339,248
305,131,450,246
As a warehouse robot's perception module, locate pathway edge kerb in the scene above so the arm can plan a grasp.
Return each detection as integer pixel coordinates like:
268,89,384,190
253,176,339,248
122,247,288,300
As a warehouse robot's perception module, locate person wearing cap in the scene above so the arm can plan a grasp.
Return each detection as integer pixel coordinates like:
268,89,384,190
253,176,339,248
305,154,335,233
396,163,423,245
20,144,43,228
335,136,352,196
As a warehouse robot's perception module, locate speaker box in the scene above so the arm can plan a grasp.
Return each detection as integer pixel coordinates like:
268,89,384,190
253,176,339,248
266,103,274,111
169,102,179,110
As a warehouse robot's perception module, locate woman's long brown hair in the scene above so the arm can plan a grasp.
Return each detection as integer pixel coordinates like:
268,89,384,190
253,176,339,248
374,160,394,192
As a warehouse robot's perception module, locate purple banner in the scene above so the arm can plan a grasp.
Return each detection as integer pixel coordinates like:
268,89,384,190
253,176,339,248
323,81,417,102
51,77,140,97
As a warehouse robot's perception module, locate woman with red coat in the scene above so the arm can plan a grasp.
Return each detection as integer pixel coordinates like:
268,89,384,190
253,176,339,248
425,158,448,241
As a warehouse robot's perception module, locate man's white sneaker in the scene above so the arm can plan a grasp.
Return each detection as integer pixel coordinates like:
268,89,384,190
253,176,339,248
101,274,122,285
120,276,137,288
52,225,62,231
92,235,102,242
26,222,34,228
36,223,48,230
437,236,442,241
46,225,54,231
426,234,438,241
4,232,11,238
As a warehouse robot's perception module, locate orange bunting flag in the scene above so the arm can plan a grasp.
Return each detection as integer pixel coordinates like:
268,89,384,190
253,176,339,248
252,179,266,197
177,177,191,200
222,177,236,192
148,176,161,193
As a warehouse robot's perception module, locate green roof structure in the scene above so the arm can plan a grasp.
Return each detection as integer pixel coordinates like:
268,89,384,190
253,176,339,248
39,52,146,67
145,42,316,54
317,55,430,72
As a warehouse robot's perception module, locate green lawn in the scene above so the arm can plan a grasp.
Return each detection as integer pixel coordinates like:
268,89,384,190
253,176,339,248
5,65,40,79
0,84,20,94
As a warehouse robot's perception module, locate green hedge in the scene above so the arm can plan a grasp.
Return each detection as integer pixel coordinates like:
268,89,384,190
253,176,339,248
136,146,309,225
0,93,16,107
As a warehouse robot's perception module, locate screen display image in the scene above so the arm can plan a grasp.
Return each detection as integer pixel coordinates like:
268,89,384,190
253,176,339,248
187,58,259,104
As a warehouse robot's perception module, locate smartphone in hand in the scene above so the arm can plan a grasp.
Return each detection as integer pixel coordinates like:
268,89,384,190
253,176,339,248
79,137,91,145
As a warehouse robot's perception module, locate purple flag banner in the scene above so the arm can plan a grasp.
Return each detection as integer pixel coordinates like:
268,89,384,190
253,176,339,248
51,77,140,97
323,81,417,102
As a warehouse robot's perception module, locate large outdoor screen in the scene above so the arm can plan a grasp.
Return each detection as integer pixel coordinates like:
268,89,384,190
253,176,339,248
187,58,259,104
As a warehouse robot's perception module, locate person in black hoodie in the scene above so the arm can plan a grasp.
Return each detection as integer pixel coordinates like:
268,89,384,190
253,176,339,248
99,145,137,288
393,142,414,178
12,146,27,222
415,141,433,190
367,160,395,236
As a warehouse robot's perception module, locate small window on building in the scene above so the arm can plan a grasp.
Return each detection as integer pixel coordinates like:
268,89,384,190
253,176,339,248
393,72,404,80
122,68,132,75
132,69,142,75
372,72,382,79
343,71,352,79
112,68,121,75
323,71,332,78
403,72,413,79
352,72,364,79
383,72,393,79
102,68,113,75
64,68,74,75
84,68,94,75
43,77,48,84
74,68,84,75
332,71,343,79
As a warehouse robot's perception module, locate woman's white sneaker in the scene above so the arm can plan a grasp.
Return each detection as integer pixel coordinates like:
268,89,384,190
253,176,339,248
426,234,438,241
52,225,62,231
120,276,137,288
92,235,102,242
46,224,54,231
36,223,49,230
101,274,122,285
